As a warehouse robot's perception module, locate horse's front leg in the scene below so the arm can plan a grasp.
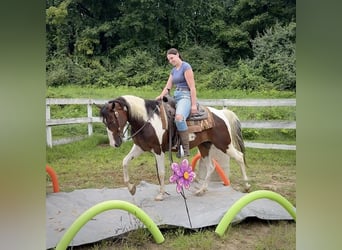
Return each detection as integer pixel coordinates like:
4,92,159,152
154,152,166,201
122,144,144,195
195,156,215,196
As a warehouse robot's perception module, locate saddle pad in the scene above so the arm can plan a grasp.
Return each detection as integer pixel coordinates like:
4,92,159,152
187,107,215,133
161,103,215,133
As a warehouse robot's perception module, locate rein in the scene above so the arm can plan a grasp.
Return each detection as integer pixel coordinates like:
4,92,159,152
122,105,159,141
123,121,147,141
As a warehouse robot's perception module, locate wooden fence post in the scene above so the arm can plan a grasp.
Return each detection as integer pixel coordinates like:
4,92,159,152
87,100,93,136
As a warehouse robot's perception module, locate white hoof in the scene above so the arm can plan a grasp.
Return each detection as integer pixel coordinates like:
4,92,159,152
194,188,207,196
155,193,164,201
244,183,251,192
127,183,136,195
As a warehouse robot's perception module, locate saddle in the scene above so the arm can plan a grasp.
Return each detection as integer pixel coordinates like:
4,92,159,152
160,95,215,133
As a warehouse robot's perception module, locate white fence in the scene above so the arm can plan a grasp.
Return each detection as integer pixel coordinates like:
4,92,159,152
46,98,296,150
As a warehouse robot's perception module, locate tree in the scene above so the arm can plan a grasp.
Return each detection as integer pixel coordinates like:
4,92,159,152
214,0,296,63
46,0,296,90
249,21,296,91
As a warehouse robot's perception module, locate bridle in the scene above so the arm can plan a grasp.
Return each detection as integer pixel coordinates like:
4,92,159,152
104,109,125,140
106,101,159,141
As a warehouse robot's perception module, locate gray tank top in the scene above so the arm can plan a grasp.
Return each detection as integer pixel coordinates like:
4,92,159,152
170,61,192,88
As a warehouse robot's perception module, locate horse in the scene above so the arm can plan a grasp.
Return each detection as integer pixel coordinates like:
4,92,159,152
99,95,250,201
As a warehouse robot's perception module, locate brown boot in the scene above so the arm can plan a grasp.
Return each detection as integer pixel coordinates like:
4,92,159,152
178,130,190,157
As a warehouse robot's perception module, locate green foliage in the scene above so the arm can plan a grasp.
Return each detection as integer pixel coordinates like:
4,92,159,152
280,128,296,138
204,21,296,92
249,22,296,91
206,61,269,91
46,56,108,86
168,229,214,250
216,24,252,62
254,107,290,120
181,45,225,74
242,129,260,140
230,106,296,122
229,61,271,90
242,129,295,144
206,68,235,90
46,0,295,90
110,49,164,87
124,228,152,247
47,85,296,100
46,0,71,25
46,56,74,86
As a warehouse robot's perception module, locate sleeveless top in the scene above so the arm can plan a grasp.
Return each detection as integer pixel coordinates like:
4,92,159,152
170,61,192,89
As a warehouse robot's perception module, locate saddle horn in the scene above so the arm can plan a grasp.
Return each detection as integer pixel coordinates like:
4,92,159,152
162,94,176,108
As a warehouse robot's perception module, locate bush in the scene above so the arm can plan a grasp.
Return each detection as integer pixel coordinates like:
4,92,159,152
46,56,73,86
110,49,161,87
206,68,232,90
181,45,225,74
229,61,270,91
206,61,270,91
249,22,296,91
242,129,260,140
46,56,108,86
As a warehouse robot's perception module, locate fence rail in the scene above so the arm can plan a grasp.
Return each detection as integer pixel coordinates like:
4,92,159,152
46,98,296,150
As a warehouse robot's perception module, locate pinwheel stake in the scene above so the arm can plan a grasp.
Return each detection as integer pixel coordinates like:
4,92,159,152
169,159,196,228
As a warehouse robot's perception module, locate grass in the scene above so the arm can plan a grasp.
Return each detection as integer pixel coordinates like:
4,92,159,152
46,85,296,99
46,85,296,249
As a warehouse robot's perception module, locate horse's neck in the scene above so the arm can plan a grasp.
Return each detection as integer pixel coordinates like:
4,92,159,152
126,111,153,130
126,116,142,129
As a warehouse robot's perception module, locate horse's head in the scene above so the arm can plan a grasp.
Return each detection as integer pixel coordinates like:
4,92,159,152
99,100,128,147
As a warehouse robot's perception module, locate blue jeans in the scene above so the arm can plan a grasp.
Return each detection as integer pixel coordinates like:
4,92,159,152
174,90,191,131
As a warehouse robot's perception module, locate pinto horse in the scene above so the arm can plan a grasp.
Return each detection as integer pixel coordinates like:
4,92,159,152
99,95,250,201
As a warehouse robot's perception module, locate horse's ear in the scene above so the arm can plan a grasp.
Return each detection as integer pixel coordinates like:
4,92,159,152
112,99,127,112
94,103,103,110
109,101,117,111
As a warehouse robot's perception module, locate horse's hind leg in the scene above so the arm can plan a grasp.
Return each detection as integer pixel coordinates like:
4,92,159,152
195,156,215,196
226,146,251,192
122,144,144,195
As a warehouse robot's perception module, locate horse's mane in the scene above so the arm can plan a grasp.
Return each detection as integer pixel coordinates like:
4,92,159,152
99,104,109,120
120,95,159,121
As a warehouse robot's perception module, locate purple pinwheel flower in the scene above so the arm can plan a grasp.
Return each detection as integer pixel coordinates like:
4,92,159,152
169,159,196,193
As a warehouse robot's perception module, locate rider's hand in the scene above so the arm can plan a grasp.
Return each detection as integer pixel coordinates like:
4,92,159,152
191,104,198,114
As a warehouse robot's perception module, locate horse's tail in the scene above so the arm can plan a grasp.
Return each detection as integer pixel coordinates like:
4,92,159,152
222,109,248,167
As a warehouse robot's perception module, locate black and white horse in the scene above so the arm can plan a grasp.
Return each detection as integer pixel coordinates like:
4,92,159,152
99,95,250,201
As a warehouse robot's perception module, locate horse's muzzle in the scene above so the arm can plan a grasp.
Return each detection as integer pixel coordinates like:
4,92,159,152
114,137,122,147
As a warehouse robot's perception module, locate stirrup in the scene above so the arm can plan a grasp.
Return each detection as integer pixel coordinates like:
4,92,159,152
176,145,184,158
